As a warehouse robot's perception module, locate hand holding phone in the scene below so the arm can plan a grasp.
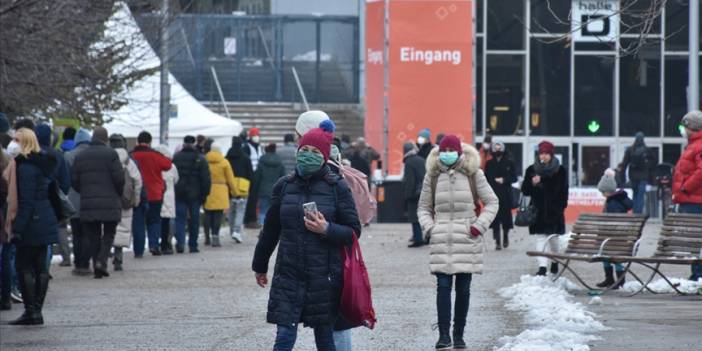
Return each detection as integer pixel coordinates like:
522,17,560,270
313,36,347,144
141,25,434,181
303,202,318,220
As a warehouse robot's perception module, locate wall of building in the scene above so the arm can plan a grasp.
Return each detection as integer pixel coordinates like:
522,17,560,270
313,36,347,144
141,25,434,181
270,0,360,16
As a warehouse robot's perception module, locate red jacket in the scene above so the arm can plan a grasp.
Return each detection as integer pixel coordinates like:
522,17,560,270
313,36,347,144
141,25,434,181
132,145,172,202
673,130,702,204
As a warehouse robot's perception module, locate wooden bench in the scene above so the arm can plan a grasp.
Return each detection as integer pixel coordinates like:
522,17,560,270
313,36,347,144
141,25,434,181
526,213,648,291
608,212,702,296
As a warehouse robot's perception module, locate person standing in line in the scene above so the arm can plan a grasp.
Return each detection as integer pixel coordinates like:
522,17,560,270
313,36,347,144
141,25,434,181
0,136,12,311
243,128,265,229
484,142,518,250
252,143,286,226
156,145,179,255
195,135,207,154
478,134,493,170
416,128,434,160
618,132,653,214
417,135,498,350
252,124,361,351
35,124,71,266
672,110,702,281
225,136,253,243
59,127,77,153
5,128,59,325
131,131,173,256
278,134,298,175
596,168,633,288
64,129,92,275
402,142,427,248
173,136,211,253
109,134,142,271
72,127,124,279
521,141,569,276
204,142,237,247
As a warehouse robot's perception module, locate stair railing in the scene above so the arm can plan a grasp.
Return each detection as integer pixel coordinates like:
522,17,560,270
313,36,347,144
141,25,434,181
291,66,310,111
210,66,231,118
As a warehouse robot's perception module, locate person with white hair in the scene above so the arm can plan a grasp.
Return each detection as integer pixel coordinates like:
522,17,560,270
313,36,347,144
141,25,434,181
204,142,238,247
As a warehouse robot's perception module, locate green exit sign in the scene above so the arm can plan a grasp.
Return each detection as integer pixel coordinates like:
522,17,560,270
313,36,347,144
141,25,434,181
587,120,601,134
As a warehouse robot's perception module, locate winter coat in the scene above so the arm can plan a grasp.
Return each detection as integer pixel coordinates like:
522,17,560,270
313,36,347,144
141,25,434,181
204,150,237,210
71,142,125,223
417,143,499,275
160,166,179,219
278,143,298,174
485,154,518,229
402,150,426,223
113,149,143,248
252,166,361,327
226,146,254,181
621,144,654,183
64,142,90,218
253,153,286,199
521,161,569,235
173,146,211,204
604,190,633,214
673,129,702,205
131,145,172,202
40,145,70,194
12,152,59,247
243,141,264,171
60,139,75,152
417,142,434,159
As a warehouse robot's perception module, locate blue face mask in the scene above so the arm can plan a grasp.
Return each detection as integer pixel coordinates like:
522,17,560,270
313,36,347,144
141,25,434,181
439,151,459,166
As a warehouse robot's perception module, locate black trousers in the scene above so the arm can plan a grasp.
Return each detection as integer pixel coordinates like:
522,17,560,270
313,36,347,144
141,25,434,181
70,218,91,269
204,210,223,237
160,218,172,250
82,221,117,271
493,225,510,245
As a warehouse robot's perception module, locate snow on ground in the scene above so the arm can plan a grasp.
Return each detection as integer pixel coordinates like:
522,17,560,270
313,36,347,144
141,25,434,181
495,275,606,351
622,277,702,295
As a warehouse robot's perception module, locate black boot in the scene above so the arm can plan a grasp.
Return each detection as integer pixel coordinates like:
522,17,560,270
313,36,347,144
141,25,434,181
33,273,49,324
113,249,123,271
596,267,615,288
453,324,466,349
550,262,559,275
493,230,501,250
614,270,626,290
211,235,221,248
204,231,211,246
8,272,41,325
536,267,547,276
435,324,452,350
503,231,509,248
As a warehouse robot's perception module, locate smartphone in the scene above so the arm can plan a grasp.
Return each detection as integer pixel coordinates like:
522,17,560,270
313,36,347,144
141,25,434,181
303,202,318,220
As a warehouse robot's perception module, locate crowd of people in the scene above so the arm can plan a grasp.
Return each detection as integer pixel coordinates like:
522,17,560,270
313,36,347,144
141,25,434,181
1,108,701,351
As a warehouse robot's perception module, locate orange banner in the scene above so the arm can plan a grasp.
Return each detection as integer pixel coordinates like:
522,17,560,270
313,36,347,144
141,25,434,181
387,0,473,175
364,0,385,158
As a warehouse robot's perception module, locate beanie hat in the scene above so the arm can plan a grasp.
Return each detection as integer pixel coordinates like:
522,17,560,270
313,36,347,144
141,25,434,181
35,123,52,147
597,168,618,194
183,135,196,144
298,120,335,161
418,128,431,139
295,110,330,136
682,110,702,132
403,141,417,154
62,127,76,141
249,128,260,137
109,133,126,149
0,112,9,133
439,134,461,152
92,126,109,144
538,141,555,155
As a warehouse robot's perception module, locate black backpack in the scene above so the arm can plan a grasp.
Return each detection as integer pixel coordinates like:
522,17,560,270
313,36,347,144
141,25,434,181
629,146,650,170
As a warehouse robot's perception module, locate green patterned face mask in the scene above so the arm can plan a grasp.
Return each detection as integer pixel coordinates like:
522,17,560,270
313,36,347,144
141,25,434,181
297,150,324,176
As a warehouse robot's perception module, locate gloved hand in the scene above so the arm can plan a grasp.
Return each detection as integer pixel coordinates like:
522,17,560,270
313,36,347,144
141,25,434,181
470,226,481,237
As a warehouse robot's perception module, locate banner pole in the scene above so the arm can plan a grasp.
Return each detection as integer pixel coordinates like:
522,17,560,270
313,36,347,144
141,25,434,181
382,0,390,176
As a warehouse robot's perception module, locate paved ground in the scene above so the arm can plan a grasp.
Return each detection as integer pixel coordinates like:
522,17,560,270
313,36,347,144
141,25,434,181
0,223,699,350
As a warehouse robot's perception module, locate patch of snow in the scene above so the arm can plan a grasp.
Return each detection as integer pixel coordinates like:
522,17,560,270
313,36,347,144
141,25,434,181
622,277,702,295
588,296,603,305
495,275,606,351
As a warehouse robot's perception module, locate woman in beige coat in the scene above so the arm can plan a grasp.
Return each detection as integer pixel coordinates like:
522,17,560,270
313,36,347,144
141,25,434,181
417,135,498,350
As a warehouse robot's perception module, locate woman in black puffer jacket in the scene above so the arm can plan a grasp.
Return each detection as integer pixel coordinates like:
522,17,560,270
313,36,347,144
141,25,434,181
7,128,59,325
252,123,361,351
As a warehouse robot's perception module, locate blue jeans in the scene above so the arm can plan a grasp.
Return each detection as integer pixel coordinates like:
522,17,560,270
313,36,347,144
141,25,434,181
678,203,702,279
602,260,625,271
132,202,147,257
274,323,335,351
147,201,163,250
228,198,247,235
436,273,472,328
258,196,272,225
333,330,352,351
176,200,201,249
411,222,423,243
632,180,647,214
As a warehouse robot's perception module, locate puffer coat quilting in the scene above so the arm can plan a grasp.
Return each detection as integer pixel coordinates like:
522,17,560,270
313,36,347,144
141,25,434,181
417,143,498,275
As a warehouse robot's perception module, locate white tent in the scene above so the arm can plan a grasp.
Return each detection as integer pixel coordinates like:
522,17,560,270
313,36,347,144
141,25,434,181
103,3,241,149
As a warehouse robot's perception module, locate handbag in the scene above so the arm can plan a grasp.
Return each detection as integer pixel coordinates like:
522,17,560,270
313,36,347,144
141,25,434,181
514,195,537,227
49,181,76,222
339,233,377,329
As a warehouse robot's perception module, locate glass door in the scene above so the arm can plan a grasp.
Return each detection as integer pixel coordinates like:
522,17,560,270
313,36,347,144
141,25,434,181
579,145,611,186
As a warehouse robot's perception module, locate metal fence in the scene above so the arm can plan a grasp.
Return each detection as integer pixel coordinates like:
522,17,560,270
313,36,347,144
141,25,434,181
136,13,360,103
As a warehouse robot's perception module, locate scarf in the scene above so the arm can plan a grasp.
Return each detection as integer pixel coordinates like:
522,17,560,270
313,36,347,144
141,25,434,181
533,156,561,177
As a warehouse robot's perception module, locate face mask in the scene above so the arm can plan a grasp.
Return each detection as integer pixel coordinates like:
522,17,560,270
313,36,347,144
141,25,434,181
251,136,260,143
6,140,20,158
297,150,324,176
417,136,427,145
680,127,690,138
329,145,341,163
439,151,459,166
483,143,490,150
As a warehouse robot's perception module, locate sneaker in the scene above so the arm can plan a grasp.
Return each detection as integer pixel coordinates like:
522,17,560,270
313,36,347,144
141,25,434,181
495,244,502,251
162,248,174,255
189,247,199,253
408,242,424,248
72,267,92,277
232,232,242,243
150,249,162,256
10,290,22,304
175,246,184,254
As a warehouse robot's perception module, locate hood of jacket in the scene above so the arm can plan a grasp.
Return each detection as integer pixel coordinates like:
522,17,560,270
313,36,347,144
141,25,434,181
36,124,52,147
425,142,480,177
115,148,129,164
206,150,226,164
259,153,282,167
75,128,92,145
